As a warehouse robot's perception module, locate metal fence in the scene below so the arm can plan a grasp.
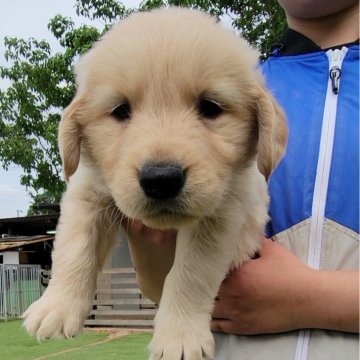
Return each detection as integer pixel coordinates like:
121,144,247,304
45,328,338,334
0,264,43,320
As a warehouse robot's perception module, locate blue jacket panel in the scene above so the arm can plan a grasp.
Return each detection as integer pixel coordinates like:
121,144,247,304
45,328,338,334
326,46,359,232
262,45,359,236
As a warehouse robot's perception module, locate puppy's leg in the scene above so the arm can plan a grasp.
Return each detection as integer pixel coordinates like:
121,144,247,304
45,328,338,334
149,217,254,360
23,169,119,340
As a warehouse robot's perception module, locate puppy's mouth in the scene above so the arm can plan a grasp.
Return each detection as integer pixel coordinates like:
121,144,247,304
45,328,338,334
141,199,196,229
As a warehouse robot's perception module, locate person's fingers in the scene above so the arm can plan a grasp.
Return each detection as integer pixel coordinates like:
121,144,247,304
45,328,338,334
211,318,234,333
259,237,274,252
212,299,227,319
120,216,144,235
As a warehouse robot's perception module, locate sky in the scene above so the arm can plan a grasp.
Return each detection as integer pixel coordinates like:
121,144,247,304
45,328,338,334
0,0,141,219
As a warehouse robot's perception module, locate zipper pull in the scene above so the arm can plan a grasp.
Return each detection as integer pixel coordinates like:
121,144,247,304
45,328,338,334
328,48,343,95
330,66,341,95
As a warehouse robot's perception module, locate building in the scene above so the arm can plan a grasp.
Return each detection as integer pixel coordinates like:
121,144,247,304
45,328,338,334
0,214,58,266
0,212,156,327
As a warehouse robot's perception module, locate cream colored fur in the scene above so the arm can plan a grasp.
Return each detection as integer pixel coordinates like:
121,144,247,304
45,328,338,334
23,8,287,360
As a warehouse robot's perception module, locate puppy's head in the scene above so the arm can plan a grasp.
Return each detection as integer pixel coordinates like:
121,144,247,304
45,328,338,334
59,8,287,228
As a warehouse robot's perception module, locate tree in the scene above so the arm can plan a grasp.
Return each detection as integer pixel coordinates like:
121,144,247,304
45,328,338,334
0,0,286,209
27,191,60,215
0,15,102,204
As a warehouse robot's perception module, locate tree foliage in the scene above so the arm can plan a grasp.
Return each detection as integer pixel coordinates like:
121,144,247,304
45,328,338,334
0,0,286,210
27,190,60,215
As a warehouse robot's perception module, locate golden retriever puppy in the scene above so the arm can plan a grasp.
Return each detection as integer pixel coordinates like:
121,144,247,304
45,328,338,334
23,7,287,360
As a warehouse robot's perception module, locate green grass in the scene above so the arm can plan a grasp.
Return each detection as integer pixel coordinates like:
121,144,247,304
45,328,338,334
0,320,152,360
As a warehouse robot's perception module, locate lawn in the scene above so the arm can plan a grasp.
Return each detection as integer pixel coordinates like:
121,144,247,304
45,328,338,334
0,320,152,360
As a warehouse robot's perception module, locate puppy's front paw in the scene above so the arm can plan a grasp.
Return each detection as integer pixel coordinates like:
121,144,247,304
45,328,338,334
23,290,90,340
149,315,214,360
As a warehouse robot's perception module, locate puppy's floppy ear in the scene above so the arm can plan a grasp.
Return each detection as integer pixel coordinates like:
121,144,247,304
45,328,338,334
255,84,288,180
58,97,84,181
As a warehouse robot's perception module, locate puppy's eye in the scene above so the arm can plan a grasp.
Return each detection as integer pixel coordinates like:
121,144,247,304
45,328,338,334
198,99,223,119
111,103,132,121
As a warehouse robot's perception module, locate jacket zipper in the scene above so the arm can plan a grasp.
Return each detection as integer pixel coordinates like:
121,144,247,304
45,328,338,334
329,49,344,94
295,47,348,360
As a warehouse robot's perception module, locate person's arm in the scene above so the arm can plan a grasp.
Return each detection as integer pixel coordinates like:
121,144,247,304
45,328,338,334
124,220,359,334
211,239,359,334
123,219,176,303
310,270,359,332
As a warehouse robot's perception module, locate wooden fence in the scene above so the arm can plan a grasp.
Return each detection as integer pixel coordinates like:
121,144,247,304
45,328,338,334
85,267,157,328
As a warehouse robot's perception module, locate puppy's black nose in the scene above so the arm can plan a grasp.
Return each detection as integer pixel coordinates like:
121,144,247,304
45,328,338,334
139,163,186,200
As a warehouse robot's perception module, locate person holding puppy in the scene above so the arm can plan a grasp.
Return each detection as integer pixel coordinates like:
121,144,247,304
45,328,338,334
125,0,359,359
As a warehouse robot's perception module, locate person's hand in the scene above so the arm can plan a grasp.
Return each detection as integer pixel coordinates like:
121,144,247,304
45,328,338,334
211,239,319,335
121,217,176,246
121,217,176,303
212,239,359,334
124,219,359,332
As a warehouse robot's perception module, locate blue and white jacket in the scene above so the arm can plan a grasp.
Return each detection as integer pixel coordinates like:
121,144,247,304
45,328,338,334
215,30,359,360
